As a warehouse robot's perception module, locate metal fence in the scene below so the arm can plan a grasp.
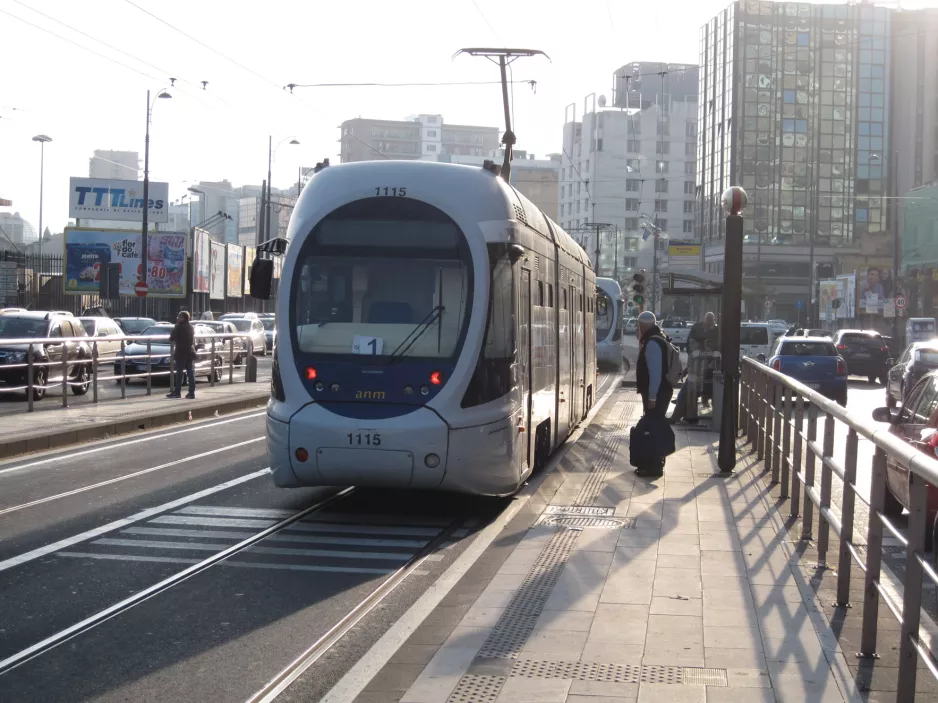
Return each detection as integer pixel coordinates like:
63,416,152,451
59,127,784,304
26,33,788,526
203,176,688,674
739,358,938,700
0,332,263,412
0,250,280,321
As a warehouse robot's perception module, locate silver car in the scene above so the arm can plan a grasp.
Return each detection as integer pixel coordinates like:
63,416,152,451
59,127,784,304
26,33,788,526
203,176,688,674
198,320,248,364
219,314,266,356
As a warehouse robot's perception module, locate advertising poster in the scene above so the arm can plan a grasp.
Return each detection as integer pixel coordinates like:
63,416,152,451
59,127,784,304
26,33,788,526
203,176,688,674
836,274,856,319
243,246,255,296
64,228,141,295
857,266,884,315
192,228,211,293
145,233,186,298
227,244,244,298
819,280,838,321
209,240,226,301
69,177,169,223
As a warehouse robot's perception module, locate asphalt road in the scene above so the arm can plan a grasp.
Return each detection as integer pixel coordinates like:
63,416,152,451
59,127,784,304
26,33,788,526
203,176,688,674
0,356,273,418
0,371,618,702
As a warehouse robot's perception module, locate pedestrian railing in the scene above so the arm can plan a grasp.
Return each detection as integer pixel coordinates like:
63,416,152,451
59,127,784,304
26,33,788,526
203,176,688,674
0,332,264,411
739,358,938,700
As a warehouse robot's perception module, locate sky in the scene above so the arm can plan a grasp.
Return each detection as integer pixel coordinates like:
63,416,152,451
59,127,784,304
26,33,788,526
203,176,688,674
2,0,933,235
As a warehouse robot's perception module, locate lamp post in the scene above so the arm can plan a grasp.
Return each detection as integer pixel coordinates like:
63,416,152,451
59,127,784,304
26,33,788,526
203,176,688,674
31,135,52,259
266,136,300,243
140,87,173,289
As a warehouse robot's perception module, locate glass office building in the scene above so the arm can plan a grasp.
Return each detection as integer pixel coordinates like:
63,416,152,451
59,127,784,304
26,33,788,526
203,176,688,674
698,0,892,320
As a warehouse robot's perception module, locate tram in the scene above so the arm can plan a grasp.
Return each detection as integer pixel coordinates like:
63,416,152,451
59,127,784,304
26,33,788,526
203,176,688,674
595,277,625,370
258,160,597,496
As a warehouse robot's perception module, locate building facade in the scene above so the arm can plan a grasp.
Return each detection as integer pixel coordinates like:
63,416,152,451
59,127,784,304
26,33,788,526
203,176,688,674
559,91,698,305
339,115,499,163
614,62,700,110
89,150,139,180
698,0,906,323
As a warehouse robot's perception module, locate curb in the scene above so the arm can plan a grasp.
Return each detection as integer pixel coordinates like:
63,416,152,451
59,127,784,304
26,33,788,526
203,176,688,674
0,392,270,460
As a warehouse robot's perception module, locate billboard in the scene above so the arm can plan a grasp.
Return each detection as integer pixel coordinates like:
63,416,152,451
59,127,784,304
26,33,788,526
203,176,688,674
209,240,226,300
64,228,185,297
666,243,701,271
836,274,856,319
64,228,141,295
226,244,243,298
145,233,186,298
857,266,883,314
192,228,211,293
819,280,838,321
68,177,169,223
243,246,256,296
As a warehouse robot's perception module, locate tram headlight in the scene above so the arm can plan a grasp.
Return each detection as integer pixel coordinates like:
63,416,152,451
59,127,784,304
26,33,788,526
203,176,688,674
420,385,429,395
404,385,414,395
315,381,324,392
330,383,341,392
424,453,440,468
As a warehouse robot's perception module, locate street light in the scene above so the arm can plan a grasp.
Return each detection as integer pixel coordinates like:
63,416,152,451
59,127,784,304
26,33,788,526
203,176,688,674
140,87,173,289
266,136,300,243
31,134,52,259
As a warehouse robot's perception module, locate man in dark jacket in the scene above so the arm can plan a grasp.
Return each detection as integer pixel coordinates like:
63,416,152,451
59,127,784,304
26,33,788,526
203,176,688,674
167,311,196,399
635,311,673,476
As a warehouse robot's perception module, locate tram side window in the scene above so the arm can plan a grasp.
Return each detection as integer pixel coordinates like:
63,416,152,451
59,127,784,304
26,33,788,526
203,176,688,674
461,253,515,408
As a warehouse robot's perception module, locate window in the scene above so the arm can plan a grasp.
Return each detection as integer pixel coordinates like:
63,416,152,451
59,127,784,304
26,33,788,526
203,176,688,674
683,201,694,213
740,327,769,345
654,199,668,212
427,130,437,137
911,377,938,424
683,220,694,233
537,280,545,306
626,199,639,211
48,323,62,338
686,121,697,137
626,158,641,171
627,139,641,152
779,341,836,356
656,161,669,174
657,219,668,230
426,144,437,152
626,179,641,192
624,218,638,230
547,283,554,308
657,121,670,136
656,141,670,154
684,181,695,194
685,143,695,156
655,179,668,193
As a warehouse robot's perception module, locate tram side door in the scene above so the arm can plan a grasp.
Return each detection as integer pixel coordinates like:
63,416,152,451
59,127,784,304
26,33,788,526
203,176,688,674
519,268,533,470
569,283,578,428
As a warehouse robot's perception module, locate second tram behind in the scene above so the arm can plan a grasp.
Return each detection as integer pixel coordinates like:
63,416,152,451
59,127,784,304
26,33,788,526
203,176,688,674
264,160,597,497
595,277,625,370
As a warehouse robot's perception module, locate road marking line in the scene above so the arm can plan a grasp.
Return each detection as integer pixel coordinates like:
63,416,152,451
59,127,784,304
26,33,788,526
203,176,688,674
92,537,416,561
0,439,265,517
176,506,298,519
0,469,270,573
121,527,430,548
57,552,391,574
150,514,444,536
0,410,266,476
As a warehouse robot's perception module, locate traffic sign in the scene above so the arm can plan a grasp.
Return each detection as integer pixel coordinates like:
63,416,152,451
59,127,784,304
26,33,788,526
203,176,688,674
134,281,149,298
795,300,804,310
896,295,907,310
765,300,772,310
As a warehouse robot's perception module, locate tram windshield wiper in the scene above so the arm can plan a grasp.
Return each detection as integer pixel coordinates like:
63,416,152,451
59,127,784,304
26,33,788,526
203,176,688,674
385,305,445,364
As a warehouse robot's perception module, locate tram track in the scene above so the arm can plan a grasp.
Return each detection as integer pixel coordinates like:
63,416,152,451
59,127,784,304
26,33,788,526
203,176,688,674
0,486,355,677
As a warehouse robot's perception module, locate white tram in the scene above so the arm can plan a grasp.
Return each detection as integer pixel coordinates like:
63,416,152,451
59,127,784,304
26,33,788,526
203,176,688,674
263,161,597,497
595,277,625,370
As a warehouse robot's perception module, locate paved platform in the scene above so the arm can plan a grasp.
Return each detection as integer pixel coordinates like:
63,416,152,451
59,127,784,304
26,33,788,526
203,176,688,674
345,389,867,703
0,379,269,459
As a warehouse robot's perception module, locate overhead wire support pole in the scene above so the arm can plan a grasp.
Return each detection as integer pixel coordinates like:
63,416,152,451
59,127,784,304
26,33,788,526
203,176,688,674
454,48,549,184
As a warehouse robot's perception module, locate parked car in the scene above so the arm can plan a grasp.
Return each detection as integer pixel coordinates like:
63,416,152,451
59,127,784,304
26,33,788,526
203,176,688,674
832,329,889,384
872,371,938,556
219,314,267,355
884,342,938,408
740,322,780,361
624,317,638,336
767,319,790,335
198,320,248,364
881,335,901,360
660,319,690,349
768,337,847,405
799,328,832,338
113,317,157,335
113,323,223,383
0,311,92,400
260,316,276,351
77,316,126,361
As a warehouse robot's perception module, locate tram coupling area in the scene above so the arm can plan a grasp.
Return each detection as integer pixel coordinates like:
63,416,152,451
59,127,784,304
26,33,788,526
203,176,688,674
324,387,873,703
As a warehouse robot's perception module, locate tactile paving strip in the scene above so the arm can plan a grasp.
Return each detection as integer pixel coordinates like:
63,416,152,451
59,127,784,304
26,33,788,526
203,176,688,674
446,674,506,703
575,401,639,506
476,528,580,658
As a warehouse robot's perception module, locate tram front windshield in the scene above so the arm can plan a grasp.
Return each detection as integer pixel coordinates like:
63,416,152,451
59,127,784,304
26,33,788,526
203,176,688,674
292,212,471,362
595,289,615,341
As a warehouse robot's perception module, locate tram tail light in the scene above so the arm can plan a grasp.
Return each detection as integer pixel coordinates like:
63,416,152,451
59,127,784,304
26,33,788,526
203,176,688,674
430,371,443,385
305,367,317,380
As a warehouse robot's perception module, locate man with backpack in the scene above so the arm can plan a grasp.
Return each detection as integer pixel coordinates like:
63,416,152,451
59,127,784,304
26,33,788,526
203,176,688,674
634,311,680,476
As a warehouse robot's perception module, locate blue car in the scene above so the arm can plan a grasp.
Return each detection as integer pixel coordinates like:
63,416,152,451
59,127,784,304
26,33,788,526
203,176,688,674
768,337,848,405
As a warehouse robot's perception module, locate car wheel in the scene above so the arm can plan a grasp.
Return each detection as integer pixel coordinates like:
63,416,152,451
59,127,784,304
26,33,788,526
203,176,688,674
71,363,91,395
29,367,47,401
882,487,904,520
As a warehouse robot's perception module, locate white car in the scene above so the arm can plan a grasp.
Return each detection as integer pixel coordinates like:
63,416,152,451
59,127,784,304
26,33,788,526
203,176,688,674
660,320,691,349
219,314,267,356
77,317,126,361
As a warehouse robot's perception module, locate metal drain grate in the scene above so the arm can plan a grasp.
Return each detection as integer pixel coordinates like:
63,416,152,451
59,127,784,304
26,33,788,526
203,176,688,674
544,505,616,516
446,674,506,703
682,667,729,686
476,528,580,658
536,516,634,529
507,659,726,686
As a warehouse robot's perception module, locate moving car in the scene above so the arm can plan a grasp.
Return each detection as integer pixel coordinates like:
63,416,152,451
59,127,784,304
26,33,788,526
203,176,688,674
113,323,224,383
660,319,690,349
768,336,847,405
798,328,832,338
740,322,779,361
884,341,938,408
198,320,248,364
0,311,92,400
832,329,889,384
219,313,267,355
872,370,938,556
77,316,126,360
113,317,157,335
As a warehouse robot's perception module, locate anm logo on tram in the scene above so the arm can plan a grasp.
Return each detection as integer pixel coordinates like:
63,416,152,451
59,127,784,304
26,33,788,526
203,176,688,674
355,390,386,400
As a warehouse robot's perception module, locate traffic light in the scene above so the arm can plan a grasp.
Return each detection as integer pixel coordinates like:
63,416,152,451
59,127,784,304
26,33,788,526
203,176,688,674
816,263,835,279
631,271,646,306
